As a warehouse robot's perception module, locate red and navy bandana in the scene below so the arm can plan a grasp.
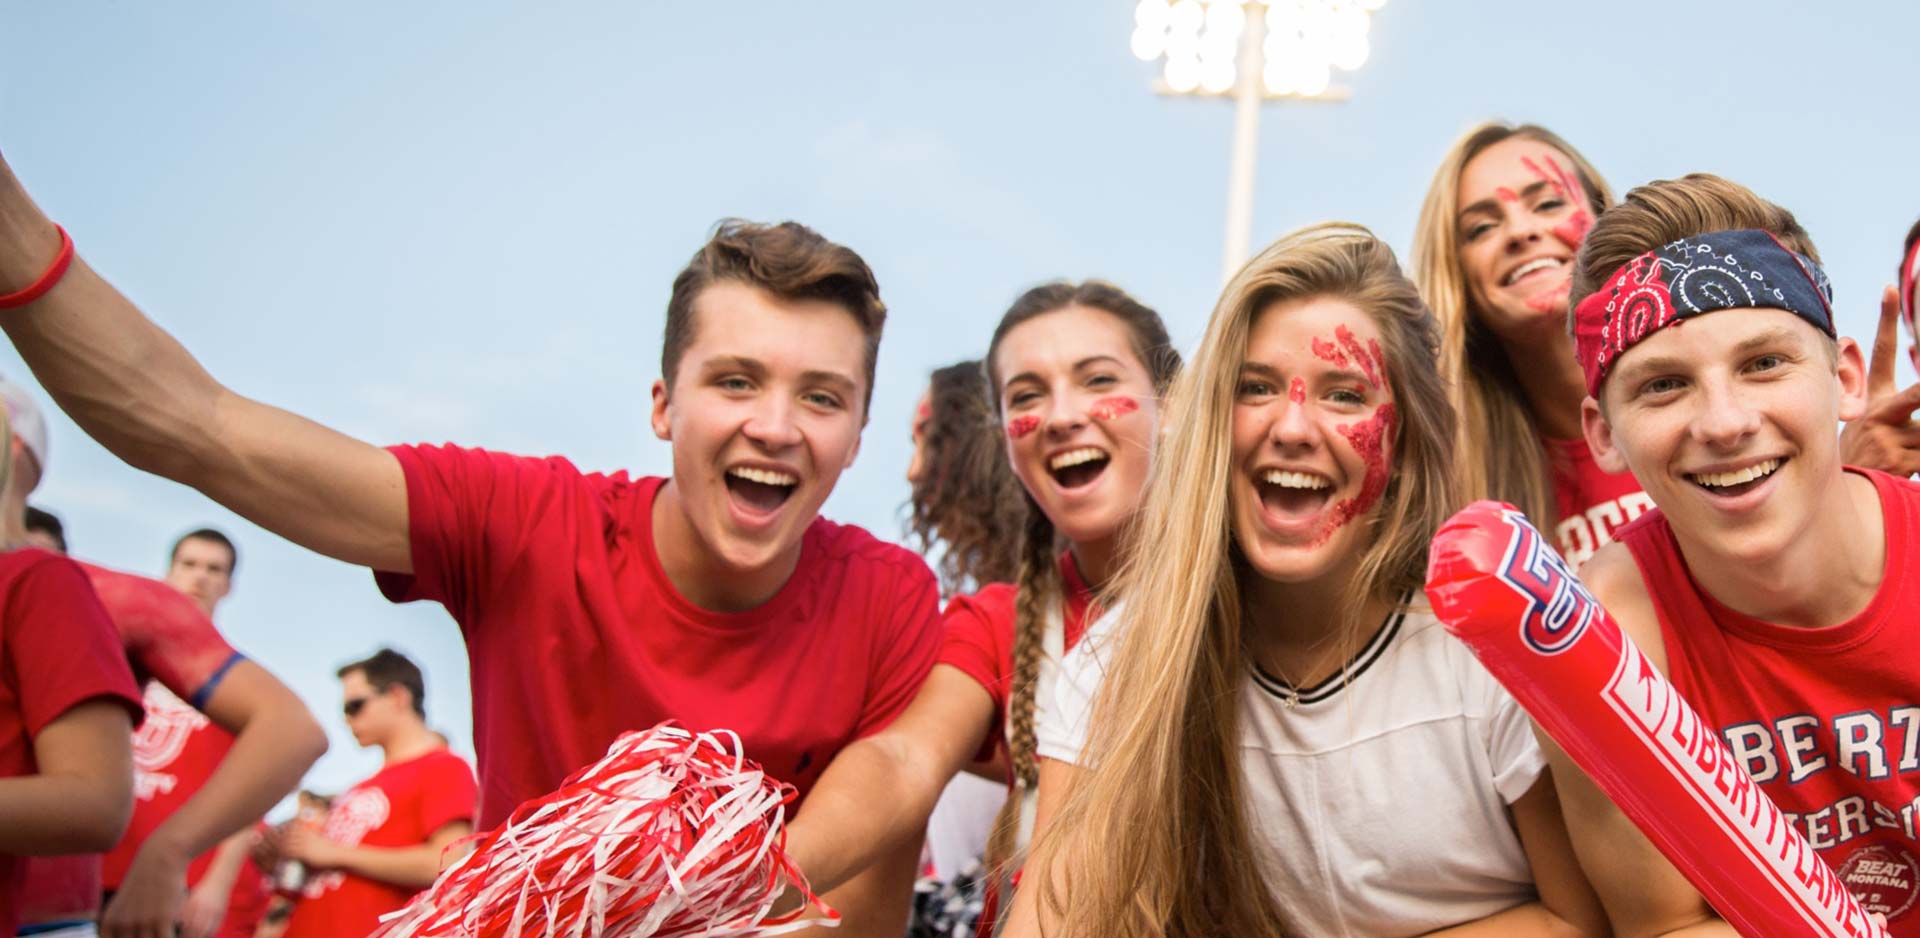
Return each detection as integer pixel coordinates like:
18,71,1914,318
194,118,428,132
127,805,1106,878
1573,229,1834,396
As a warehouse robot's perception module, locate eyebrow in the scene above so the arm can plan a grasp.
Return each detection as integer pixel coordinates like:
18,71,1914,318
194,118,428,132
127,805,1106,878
701,356,859,394
1731,326,1805,355
800,369,860,396
1238,361,1374,387
1003,354,1126,389
1457,180,1554,223
1617,325,1808,385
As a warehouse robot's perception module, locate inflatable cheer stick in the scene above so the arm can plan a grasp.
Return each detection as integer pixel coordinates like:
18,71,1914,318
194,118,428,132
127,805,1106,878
373,723,834,938
1425,501,1884,938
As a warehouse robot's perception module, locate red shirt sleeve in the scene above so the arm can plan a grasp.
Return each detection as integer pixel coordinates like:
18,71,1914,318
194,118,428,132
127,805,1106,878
851,561,942,740
80,563,238,709
10,555,143,734
937,585,1017,760
411,751,478,838
375,443,600,630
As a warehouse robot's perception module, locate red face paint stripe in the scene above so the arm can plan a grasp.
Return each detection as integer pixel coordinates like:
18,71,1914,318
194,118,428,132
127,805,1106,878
1335,325,1381,389
1006,415,1040,439
1315,402,1397,545
1288,378,1306,404
1495,186,1520,202
1522,154,1594,252
1089,396,1140,422
1311,337,1349,367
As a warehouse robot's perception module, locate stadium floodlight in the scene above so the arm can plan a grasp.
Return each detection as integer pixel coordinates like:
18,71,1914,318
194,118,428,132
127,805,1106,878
1130,0,1386,281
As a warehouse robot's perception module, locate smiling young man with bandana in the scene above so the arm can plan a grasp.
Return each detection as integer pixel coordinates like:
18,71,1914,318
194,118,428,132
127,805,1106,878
0,147,940,932
1544,174,1920,936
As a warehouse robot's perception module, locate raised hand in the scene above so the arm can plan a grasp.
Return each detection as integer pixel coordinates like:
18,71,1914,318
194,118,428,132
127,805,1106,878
1840,285,1920,477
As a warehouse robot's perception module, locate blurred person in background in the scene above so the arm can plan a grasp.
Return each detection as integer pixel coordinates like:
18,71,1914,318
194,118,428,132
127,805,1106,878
253,650,474,938
0,380,327,938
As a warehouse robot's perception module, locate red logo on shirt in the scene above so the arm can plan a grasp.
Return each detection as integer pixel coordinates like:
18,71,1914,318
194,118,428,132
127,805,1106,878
1839,844,1919,921
129,688,210,800
305,787,392,898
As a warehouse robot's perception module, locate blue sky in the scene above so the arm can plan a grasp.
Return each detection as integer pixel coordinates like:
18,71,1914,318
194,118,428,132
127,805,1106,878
3,2,1916,806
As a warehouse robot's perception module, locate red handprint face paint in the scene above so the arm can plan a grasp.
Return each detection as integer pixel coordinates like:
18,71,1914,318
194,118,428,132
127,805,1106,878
1318,403,1397,545
1006,415,1041,439
1521,154,1593,251
1454,137,1594,332
1233,296,1402,583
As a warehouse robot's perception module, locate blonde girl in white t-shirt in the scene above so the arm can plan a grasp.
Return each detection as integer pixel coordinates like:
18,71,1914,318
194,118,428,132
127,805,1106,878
1002,223,1607,938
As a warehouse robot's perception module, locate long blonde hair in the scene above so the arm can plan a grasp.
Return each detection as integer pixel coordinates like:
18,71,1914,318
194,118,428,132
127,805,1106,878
1026,223,1457,937
1411,121,1612,526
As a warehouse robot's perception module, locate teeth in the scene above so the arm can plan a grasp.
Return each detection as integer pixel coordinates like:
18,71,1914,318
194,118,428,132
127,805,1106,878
1049,447,1108,470
1260,469,1331,490
729,466,798,487
1690,458,1781,489
1505,258,1563,286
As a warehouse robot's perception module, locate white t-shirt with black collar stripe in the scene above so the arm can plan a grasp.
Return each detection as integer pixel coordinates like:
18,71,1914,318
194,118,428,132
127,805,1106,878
1034,600,1546,938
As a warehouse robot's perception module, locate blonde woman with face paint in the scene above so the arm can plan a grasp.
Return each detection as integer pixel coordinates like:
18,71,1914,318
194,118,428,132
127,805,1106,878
1003,225,1607,938
1413,122,1642,569
783,283,1178,935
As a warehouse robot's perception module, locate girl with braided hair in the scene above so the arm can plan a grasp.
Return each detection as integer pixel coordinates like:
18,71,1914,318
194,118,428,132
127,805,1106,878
1002,225,1606,938
783,282,1177,936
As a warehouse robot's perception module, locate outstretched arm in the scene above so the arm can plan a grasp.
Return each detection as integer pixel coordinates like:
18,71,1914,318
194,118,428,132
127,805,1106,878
104,661,327,938
785,664,996,897
0,154,412,572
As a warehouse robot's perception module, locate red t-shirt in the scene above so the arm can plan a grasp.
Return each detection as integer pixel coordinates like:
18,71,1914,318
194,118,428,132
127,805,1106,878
100,683,236,889
283,748,477,938
20,563,242,922
1545,435,1653,569
1621,467,1920,933
374,445,943,827
0,549,145,936
937,551,1097,763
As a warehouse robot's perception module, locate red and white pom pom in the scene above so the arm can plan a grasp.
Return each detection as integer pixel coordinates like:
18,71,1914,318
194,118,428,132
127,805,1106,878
373,723,835,937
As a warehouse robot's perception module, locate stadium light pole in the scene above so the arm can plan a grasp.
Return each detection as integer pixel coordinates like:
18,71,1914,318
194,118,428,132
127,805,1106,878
1130,0,1387,283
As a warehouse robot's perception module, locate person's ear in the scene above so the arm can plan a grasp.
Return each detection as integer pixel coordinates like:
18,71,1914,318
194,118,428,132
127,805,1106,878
1834,336,1869,422
651,379,673,441
1582,395,1630,475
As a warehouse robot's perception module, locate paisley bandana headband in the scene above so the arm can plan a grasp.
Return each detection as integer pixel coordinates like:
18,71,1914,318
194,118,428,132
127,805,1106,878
1573,228,1834,396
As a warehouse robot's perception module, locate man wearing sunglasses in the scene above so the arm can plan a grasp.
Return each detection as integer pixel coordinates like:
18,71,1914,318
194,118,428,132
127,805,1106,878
256,649,475,938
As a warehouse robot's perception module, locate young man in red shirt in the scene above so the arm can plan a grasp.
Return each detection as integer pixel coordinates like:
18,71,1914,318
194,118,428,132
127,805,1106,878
0,382,330,938
255,649,476,938
1551,174,1920,935
103,529,276,938
0,149,942,929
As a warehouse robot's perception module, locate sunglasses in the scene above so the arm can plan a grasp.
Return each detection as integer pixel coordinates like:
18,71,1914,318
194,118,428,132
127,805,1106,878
342,697,372,718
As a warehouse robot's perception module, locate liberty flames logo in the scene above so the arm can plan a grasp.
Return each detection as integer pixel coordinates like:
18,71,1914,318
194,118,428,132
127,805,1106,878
1492,508,1599,656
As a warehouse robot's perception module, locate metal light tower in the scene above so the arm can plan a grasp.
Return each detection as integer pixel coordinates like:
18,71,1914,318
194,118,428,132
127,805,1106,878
1130,0,1386,283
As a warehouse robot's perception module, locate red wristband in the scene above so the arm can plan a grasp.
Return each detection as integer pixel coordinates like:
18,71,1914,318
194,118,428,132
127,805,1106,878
0,225,74,310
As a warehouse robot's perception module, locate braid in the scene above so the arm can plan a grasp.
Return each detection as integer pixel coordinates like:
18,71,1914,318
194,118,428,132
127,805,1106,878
984,497,1058,872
